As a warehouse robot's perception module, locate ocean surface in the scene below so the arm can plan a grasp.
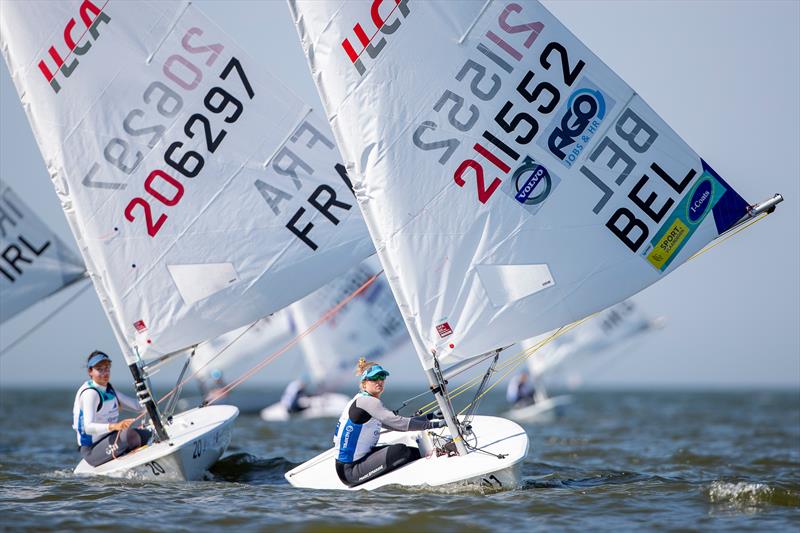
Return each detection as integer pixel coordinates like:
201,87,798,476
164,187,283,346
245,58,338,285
0,386,798,531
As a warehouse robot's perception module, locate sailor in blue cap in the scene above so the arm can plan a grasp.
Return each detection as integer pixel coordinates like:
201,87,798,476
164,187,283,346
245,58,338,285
71,350,151,467
332,357,446,487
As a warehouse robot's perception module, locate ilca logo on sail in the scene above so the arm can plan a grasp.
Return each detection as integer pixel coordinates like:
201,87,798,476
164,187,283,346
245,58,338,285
503,156,560,216
37,0,111,94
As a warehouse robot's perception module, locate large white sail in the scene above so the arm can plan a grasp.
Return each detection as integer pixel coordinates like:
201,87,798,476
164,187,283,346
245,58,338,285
0,180,86,323
288,0,754,370
525,300,659,379
288,256,409,388
1,1,373,363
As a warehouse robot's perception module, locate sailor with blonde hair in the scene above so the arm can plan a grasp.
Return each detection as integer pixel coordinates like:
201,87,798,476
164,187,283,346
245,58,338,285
332,357,445,487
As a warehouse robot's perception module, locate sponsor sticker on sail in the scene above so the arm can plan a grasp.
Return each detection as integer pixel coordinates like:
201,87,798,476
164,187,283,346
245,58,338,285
503,156,560,215
436,321,453,338
537,77,616,169
643,165,727,271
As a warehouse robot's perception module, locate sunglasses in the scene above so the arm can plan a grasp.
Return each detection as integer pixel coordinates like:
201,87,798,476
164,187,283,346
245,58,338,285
91,364,112,374
365,373,388,382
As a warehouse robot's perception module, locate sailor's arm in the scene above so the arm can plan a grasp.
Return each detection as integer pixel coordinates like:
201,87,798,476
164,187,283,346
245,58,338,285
357,396,431,432
116,389,141,412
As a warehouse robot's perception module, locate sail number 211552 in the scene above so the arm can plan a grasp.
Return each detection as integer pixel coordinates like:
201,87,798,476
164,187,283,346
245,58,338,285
412,2,586,205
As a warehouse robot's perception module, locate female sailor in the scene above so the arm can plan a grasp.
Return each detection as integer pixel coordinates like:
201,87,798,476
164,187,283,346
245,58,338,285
72,351,151,467
333,358,445,487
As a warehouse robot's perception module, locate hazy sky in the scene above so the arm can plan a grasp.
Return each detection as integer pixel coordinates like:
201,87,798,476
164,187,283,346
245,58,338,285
1,1,797,390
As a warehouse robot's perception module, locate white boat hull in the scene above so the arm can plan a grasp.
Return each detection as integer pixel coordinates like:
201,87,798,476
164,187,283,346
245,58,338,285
74,405,238,481
505,395,572,423
260,393,350,421
285,415,528,491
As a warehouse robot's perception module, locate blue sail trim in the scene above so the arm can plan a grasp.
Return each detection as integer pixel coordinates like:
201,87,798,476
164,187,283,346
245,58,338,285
702,159,749,235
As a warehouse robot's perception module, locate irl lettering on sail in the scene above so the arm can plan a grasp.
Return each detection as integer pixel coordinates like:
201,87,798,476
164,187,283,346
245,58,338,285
37,0,111,94
0,190,51,283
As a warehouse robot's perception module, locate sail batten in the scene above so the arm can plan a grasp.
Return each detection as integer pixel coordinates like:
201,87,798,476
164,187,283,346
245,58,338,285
289,0,756,370
2,1,375,363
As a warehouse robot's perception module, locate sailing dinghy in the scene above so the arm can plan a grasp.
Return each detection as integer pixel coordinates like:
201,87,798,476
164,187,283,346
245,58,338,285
507,300,661,423
261,256,411,421
285,0,782,491
179,314,298,414
1,0,373,480
0,180,87,324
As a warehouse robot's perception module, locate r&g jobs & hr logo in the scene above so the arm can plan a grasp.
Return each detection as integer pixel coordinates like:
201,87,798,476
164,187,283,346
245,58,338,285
538,77,616,169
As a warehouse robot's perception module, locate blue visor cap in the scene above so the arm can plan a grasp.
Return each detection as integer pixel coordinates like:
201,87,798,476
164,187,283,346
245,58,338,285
87,352,111,369
361,365,390,382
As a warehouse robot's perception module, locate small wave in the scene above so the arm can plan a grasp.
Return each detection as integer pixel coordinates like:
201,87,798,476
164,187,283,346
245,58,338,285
209,453,296,485
522,470,655,490
671,448,724,466
707,481,800,508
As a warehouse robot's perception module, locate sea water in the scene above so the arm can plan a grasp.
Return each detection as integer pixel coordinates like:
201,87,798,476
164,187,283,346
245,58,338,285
0,387,797,530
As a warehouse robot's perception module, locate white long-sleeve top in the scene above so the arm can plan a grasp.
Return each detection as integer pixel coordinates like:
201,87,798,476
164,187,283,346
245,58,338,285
72,380,140,445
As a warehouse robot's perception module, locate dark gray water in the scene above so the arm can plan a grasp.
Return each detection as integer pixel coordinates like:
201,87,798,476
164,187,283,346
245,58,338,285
1,387,798,531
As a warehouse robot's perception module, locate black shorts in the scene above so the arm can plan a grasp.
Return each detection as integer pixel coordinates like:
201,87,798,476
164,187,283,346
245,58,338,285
79,428,151,467
335,444,420,487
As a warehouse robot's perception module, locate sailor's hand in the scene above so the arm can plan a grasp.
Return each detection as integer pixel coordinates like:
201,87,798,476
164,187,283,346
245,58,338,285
429,418,447,429
110,418,135,431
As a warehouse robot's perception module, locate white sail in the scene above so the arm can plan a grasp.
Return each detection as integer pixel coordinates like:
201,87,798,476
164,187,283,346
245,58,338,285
0,180,86,323
1,1,374,363
524,300,659,379
288,256,409,388
288,0,754,370
190,312,295,385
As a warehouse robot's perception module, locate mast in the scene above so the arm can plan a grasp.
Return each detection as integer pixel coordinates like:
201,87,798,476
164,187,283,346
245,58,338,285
373,244,469,455
58,211,169,440
424,365,468,456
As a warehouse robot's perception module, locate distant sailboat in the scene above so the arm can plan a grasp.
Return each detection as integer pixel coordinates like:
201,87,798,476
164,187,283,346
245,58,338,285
1,0,374,480
179,313,297,414
261,256,412,421
507,300,663,423
285,0,781,491
0,180,86,324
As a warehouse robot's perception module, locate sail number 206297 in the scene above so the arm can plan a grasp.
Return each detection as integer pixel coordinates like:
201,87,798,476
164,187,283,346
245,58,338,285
122,27,254,238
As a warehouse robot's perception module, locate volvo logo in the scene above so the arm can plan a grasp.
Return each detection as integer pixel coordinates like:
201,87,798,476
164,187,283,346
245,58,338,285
511,157,555,209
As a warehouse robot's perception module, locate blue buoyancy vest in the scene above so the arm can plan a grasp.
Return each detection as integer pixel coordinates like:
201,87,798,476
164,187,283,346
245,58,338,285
333,393,382,463
72,381,120,446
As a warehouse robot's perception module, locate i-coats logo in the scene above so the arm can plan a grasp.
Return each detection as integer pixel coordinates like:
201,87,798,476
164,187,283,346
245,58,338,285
687,178,713,223
37,0,111,94
341,0,411,76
